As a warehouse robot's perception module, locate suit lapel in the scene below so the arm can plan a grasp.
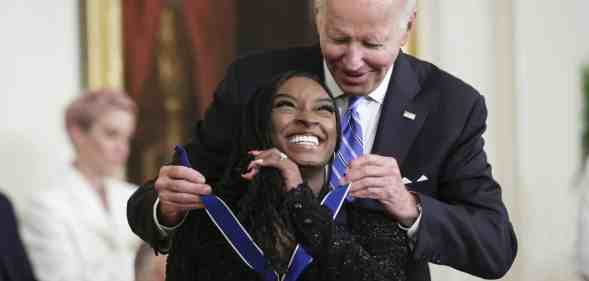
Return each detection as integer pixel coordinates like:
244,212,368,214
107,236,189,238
372,53,428,167
66,170,119,249
355,54,437,211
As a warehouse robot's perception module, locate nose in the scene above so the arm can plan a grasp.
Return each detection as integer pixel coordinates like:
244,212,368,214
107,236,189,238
295,111,319,127
342,44,364,71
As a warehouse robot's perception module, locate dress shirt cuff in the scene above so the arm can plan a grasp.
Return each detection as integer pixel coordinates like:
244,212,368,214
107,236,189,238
153,198,188,237
397,203,422,238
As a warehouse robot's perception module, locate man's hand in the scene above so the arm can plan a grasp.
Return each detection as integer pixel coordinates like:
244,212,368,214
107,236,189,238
154,165,212,226
344,154,418,226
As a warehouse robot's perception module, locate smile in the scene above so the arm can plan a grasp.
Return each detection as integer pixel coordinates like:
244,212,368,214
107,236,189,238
340,72,368,84
288,134,319,146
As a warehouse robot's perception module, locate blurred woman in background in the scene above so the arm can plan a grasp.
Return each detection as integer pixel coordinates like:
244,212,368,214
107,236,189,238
21,89,141,281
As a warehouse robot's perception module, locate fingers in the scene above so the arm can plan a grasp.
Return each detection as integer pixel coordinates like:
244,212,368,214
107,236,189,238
343,154,419,222
242,148,303,189
240,166,259,180
349,154,398,169
342,154,400,184
348,175,406,201
349,185,388,200
160,165,206,184
348,176,391,194
344,154,402,198
155,177,211,196
158,192,202,206
242,149,293,175
249,149,289,165
155,165,212,216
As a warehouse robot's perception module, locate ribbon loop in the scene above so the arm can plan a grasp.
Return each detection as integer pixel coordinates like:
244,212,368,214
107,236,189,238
174,145,348,281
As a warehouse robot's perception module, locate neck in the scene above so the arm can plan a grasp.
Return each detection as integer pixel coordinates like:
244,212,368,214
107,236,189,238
73,160,109,210
301,166,326,195
74,160,104,188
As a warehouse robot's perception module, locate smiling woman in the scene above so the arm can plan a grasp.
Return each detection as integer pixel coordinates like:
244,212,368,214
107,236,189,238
164,71,410,281
270,75,338,171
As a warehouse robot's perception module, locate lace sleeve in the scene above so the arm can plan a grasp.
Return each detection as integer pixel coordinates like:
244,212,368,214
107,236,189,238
283,184,408,281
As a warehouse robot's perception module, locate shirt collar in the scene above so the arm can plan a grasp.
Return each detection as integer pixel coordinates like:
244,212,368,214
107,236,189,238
323,61,393,104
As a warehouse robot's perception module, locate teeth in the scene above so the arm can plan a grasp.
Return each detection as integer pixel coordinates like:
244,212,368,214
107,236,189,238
288,135,319,146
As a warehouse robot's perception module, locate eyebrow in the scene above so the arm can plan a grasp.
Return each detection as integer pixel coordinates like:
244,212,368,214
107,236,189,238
274,93,293,99
274,93,333,103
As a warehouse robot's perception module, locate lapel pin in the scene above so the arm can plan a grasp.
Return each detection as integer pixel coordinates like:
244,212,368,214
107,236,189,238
403,110,416,120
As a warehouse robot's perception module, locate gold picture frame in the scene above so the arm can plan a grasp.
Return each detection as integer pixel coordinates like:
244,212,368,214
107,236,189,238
82,0,124,91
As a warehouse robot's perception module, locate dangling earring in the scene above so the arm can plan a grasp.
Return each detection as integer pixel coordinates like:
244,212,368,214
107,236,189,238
324,165,329,186
324,152,335,186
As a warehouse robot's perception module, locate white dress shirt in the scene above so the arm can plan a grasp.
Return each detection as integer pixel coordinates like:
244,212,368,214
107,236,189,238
323,61,422,237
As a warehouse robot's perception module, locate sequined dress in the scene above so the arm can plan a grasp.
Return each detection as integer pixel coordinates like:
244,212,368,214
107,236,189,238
165,184,410,281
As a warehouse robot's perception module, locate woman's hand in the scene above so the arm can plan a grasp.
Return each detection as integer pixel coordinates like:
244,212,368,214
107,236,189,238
241,149,303,191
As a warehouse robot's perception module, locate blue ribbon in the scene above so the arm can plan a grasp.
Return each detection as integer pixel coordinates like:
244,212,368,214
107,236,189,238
175,145,348,281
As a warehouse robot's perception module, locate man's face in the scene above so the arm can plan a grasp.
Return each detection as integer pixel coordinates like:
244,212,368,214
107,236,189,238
317,0,411,96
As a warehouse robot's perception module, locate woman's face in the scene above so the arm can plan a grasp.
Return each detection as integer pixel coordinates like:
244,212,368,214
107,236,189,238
75,109,136,177
270,76,338,168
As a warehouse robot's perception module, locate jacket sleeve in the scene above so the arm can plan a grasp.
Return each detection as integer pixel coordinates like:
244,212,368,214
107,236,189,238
126,180,169,254
127,60,243,253
412,96,518,279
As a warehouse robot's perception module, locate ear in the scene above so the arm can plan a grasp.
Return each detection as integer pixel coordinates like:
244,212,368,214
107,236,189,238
314,9,323,33
68,126,86,148
400,11,417,46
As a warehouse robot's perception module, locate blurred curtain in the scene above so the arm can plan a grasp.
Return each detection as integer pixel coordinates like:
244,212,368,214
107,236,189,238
182,0,235,116
122,0,236,183
122,0,163,99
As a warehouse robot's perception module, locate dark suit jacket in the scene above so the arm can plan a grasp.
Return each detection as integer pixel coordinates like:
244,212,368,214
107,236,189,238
0,193,37,281
128,45,517,281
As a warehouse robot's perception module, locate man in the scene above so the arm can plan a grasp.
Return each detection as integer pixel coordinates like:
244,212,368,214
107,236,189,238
127,0,518,280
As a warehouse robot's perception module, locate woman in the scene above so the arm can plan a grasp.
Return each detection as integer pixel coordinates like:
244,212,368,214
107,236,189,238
21,90,141,281
166,71,410,281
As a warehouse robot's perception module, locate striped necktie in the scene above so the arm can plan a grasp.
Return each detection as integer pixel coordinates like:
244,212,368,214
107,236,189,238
329,95,364,191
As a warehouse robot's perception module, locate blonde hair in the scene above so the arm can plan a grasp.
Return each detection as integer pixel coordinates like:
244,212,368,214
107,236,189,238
65,89,136,134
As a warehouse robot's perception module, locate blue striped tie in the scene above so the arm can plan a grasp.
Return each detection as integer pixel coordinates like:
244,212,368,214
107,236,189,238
329,95,364,192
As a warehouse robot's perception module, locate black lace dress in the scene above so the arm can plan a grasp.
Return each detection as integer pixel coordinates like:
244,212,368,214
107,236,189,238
165,184,410,281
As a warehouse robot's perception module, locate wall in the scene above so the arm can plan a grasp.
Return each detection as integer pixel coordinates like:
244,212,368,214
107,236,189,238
513,0,589,280
418,0,589,280
0,1,80,212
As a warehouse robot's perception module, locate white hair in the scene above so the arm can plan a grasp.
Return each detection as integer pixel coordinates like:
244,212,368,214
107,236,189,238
315,0,417,31
399,0,417,31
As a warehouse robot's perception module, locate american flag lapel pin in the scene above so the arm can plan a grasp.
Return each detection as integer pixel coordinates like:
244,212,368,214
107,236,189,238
403,110,416,120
